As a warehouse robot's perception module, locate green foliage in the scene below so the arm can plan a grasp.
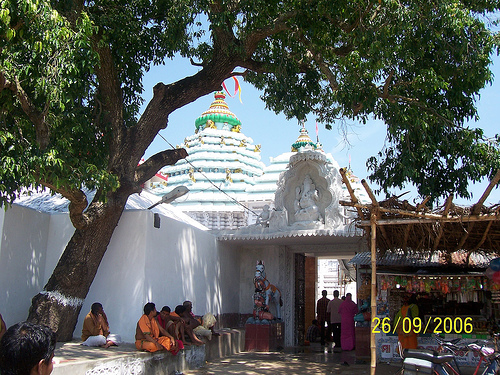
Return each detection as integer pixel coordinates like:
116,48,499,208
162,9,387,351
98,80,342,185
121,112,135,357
0,0,200,205
244,0,500,200
1,0,499,206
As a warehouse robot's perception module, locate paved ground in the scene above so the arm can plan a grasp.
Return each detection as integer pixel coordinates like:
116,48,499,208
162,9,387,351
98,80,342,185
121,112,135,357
183,344,402,375
53,340,481,375
183,343,483,375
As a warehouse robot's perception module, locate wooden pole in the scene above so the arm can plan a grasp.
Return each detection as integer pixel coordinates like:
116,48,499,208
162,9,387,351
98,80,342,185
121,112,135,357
370,212,377,375
339,168,363,217
472,169,500,215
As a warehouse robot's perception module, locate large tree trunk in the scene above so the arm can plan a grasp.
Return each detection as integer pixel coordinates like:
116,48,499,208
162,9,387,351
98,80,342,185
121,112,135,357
27,192,128,341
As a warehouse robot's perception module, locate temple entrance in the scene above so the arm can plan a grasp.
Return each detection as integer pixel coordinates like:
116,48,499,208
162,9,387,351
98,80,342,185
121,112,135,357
303,256,357,346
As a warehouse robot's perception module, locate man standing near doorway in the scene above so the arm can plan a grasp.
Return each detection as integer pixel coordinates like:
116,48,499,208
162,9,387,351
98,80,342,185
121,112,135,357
327,290,342,351
316,290,330,346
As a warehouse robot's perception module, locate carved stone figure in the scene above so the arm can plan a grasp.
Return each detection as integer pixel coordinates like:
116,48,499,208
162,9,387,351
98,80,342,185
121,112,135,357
253,260,282,321
256,205,271,227
294,174,321,223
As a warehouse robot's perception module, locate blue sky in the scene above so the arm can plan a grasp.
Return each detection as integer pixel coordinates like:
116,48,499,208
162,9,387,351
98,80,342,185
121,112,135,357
141,54,500,207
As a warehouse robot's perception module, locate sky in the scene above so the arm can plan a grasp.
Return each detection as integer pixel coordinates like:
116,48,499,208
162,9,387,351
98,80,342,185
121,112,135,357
140,54,500,208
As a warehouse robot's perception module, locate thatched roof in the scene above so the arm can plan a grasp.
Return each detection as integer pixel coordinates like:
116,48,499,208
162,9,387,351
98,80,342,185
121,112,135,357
349,250,494,269
340,169,500,258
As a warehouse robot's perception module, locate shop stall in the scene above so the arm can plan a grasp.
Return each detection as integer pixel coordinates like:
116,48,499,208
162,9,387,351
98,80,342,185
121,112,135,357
350,250,496,365
339,168,500,375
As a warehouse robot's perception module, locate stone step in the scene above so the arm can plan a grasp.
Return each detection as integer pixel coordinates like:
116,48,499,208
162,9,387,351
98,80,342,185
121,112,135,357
52,328,244,375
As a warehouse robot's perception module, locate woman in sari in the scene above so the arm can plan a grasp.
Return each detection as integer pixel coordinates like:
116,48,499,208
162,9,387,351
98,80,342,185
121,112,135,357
338,293,358,351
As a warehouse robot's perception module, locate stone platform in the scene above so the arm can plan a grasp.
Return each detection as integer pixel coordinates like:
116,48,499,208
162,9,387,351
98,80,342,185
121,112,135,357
52,328,244,375
244,322,284,352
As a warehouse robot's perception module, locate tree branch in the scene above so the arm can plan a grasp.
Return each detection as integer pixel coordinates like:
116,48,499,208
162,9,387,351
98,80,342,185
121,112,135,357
382,93,456,126
294,31,341,91
242,11,297,55
135,148,188,185
190,58,204,67
326,1,376,33
38,179,89,230
0,72,50,149
90,33,125,160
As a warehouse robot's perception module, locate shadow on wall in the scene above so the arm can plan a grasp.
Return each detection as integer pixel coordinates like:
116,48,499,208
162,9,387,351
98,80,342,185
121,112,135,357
75,210,149,342
0,205,50,326
145,214,223,317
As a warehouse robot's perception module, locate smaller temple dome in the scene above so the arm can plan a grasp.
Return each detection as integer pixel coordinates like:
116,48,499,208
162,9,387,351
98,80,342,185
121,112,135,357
291,122,317,152
195,92,242,131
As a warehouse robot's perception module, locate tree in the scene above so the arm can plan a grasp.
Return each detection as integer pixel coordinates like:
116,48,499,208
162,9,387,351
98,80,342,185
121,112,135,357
1,0,499,339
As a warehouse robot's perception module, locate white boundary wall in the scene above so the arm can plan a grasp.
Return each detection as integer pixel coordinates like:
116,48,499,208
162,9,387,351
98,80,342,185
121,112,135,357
0,205,240,343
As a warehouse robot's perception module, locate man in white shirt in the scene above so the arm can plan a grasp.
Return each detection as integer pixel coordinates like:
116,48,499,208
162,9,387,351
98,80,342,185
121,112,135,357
326,290,342,351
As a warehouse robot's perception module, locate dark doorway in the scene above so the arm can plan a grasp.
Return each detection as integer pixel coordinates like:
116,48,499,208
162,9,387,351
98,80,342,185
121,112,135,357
294,253,306,345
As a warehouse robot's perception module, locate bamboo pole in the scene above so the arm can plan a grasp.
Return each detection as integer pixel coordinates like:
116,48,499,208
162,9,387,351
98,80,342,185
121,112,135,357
339,168,363,217
341,200,500,223
358,214,500,226
362,179,392,248
472,220,494,252
370,212,377,375
432,195,453,251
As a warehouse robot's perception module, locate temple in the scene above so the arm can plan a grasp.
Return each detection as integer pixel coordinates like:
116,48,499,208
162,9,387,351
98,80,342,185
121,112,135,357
1,90,372,354
146,91,369,230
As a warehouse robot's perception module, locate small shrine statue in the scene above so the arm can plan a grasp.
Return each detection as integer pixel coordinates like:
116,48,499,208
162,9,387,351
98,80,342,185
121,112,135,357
294,174,321,223
225,168,232,183
256,205,271,227
188,168,196,182
253,260,282,321
205,119,216,129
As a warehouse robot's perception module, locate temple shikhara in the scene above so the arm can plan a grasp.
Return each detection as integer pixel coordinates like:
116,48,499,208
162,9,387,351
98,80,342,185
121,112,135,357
146,91,369,231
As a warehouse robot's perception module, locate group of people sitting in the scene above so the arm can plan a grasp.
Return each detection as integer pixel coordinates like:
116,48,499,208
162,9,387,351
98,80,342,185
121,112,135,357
0,303,218,375
81,300,218,356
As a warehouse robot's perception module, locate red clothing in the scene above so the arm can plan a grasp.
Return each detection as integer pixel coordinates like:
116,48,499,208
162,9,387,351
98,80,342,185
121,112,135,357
338,295,357,351
157,315,167,330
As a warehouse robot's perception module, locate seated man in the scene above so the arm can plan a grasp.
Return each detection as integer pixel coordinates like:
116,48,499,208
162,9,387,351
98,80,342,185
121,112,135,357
0,321,57,375
157,306,174,332
81,302,121,348
173,305,204,346
157,306,182,343
183,301,219,341
305,319,321,344
193,313,217,341
135,302,182,355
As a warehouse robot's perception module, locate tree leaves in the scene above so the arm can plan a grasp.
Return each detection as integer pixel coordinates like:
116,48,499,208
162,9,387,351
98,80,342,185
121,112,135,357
1,0,499,208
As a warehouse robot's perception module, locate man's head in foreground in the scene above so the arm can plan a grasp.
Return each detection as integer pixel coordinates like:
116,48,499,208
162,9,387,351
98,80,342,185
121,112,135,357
0,321,57,375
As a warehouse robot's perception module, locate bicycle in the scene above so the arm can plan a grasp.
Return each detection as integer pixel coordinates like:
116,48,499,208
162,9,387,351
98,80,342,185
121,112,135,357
434,335,468,374
399,337,500,375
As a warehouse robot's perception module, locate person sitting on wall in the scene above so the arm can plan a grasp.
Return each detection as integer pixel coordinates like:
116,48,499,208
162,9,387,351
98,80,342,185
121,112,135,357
135,302,182,355
174,305,204,346
157,306,184,345
183,301,220,340
81,302,122,348
0,321,57,375
157,306,173,331
305,319,321,344
193,313,217,341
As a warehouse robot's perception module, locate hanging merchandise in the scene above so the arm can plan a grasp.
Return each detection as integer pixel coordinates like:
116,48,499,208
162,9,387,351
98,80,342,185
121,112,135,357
425,279,431,293
441,279,450,294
